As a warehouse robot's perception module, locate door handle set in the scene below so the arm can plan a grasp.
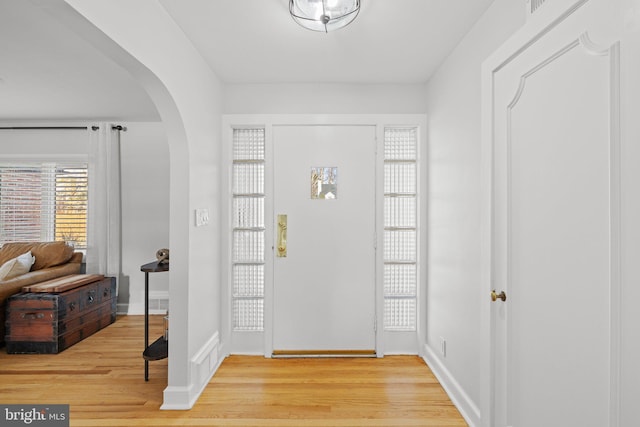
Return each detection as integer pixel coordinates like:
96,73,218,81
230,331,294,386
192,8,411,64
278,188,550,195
491,290,507,302
277,214,287,257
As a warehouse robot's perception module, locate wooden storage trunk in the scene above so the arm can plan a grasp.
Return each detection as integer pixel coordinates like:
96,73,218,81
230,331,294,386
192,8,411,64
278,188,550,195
4,276,116,354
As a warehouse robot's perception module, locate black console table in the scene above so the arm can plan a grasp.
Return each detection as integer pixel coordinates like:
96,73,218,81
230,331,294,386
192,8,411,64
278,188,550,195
141,261,169,381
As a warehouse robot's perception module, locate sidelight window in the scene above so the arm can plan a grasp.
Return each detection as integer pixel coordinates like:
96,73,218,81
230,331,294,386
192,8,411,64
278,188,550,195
231,128,265,331
383,127,418,331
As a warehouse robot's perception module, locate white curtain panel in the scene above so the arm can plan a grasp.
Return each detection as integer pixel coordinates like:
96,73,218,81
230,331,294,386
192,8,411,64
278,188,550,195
86,123,122,285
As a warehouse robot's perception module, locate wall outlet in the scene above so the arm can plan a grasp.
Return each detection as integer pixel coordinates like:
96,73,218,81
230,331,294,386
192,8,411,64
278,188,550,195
440,337,446,357
195,208,209,227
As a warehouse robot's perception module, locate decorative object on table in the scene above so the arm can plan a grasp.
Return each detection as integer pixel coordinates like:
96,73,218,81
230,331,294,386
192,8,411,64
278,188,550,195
155,248,169,264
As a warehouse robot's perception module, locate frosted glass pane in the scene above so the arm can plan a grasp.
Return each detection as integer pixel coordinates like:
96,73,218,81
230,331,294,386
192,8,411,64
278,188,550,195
232,128,265,333
384,196,416,228
233,298,264,331
233,230,264,263
384,298,416,330
384,229,416,262
384,128,417,160
233,128,265,161
384,163,416,194
384,127,418,333
384,264,417,296
233,264,264,297
233,163,264,195
233,197,264,228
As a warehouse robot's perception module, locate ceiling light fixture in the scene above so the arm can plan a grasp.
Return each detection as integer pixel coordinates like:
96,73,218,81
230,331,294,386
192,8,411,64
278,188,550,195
290,0,361,33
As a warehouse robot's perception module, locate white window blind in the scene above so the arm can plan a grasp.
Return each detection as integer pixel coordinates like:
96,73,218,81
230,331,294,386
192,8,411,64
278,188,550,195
383,127,418,331
0,163,88,248
231,128,265,331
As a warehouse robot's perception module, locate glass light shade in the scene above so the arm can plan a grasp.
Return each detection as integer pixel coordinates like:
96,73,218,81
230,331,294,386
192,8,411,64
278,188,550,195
290,0,360,32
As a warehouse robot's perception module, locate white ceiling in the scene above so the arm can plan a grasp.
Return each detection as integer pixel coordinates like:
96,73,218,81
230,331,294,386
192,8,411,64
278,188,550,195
161,0,496,84
0,0,496,121
0,0,159,122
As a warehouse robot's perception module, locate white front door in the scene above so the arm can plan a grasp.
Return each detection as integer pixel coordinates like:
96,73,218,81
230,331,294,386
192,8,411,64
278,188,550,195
272,125,376,354
484,0,624,425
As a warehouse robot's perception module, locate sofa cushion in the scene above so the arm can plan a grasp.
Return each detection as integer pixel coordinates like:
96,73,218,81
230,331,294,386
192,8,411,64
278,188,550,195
0,251,35,280
0,241,74,271
0,261,83,303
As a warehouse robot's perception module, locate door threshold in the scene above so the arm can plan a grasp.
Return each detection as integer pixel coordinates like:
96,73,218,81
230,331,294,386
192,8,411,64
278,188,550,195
272,350,377,358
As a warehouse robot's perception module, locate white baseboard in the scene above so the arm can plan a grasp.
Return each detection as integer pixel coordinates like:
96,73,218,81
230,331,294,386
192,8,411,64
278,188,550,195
161,332,223,410
422,343,481,427
116,303,129,315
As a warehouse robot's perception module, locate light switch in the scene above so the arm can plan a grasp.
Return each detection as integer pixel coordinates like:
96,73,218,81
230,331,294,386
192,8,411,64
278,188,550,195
195,208,209,227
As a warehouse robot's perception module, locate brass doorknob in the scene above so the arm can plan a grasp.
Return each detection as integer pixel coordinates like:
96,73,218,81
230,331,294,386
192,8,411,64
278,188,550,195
491,290,507,302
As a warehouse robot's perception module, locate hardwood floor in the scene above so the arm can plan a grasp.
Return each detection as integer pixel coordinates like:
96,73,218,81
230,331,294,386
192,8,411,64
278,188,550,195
0,315,467,426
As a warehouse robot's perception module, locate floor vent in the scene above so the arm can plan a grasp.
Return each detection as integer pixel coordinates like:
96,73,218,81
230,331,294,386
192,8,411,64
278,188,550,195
148,296,169,313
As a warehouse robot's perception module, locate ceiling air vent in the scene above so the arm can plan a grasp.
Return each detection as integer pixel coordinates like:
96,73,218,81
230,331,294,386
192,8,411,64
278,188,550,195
531,0,547,13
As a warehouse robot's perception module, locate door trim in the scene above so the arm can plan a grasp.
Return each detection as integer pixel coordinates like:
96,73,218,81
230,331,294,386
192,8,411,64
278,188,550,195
480,1,622,426
221,114,427,358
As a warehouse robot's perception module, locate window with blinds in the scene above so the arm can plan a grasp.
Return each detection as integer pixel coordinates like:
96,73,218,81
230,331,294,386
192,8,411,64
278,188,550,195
231,129,265,331
383,127,418,331
0,163,88,248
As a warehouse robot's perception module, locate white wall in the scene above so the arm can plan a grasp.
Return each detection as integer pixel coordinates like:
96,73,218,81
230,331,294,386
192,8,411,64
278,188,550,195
0,127,88,156
224,83,427,114
422,0,524,423
120,122,170,314
59,0,223,409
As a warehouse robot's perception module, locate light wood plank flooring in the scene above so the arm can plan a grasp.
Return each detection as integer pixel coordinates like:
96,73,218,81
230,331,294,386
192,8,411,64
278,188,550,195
0,315,467,426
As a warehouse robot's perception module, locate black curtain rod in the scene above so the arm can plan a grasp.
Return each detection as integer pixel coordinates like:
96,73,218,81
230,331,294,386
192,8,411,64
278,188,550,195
0,125,126,131
0,126,86,130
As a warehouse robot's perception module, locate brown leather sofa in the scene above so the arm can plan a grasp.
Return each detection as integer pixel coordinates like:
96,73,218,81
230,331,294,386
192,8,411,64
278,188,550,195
0,241,83,346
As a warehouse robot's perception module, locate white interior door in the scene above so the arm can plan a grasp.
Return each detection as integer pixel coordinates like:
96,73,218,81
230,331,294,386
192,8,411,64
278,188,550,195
485,0,622,425
272,125,376,353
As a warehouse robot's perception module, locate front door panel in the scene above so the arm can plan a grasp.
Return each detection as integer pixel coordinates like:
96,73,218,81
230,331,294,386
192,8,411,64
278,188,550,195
272,125,376,353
